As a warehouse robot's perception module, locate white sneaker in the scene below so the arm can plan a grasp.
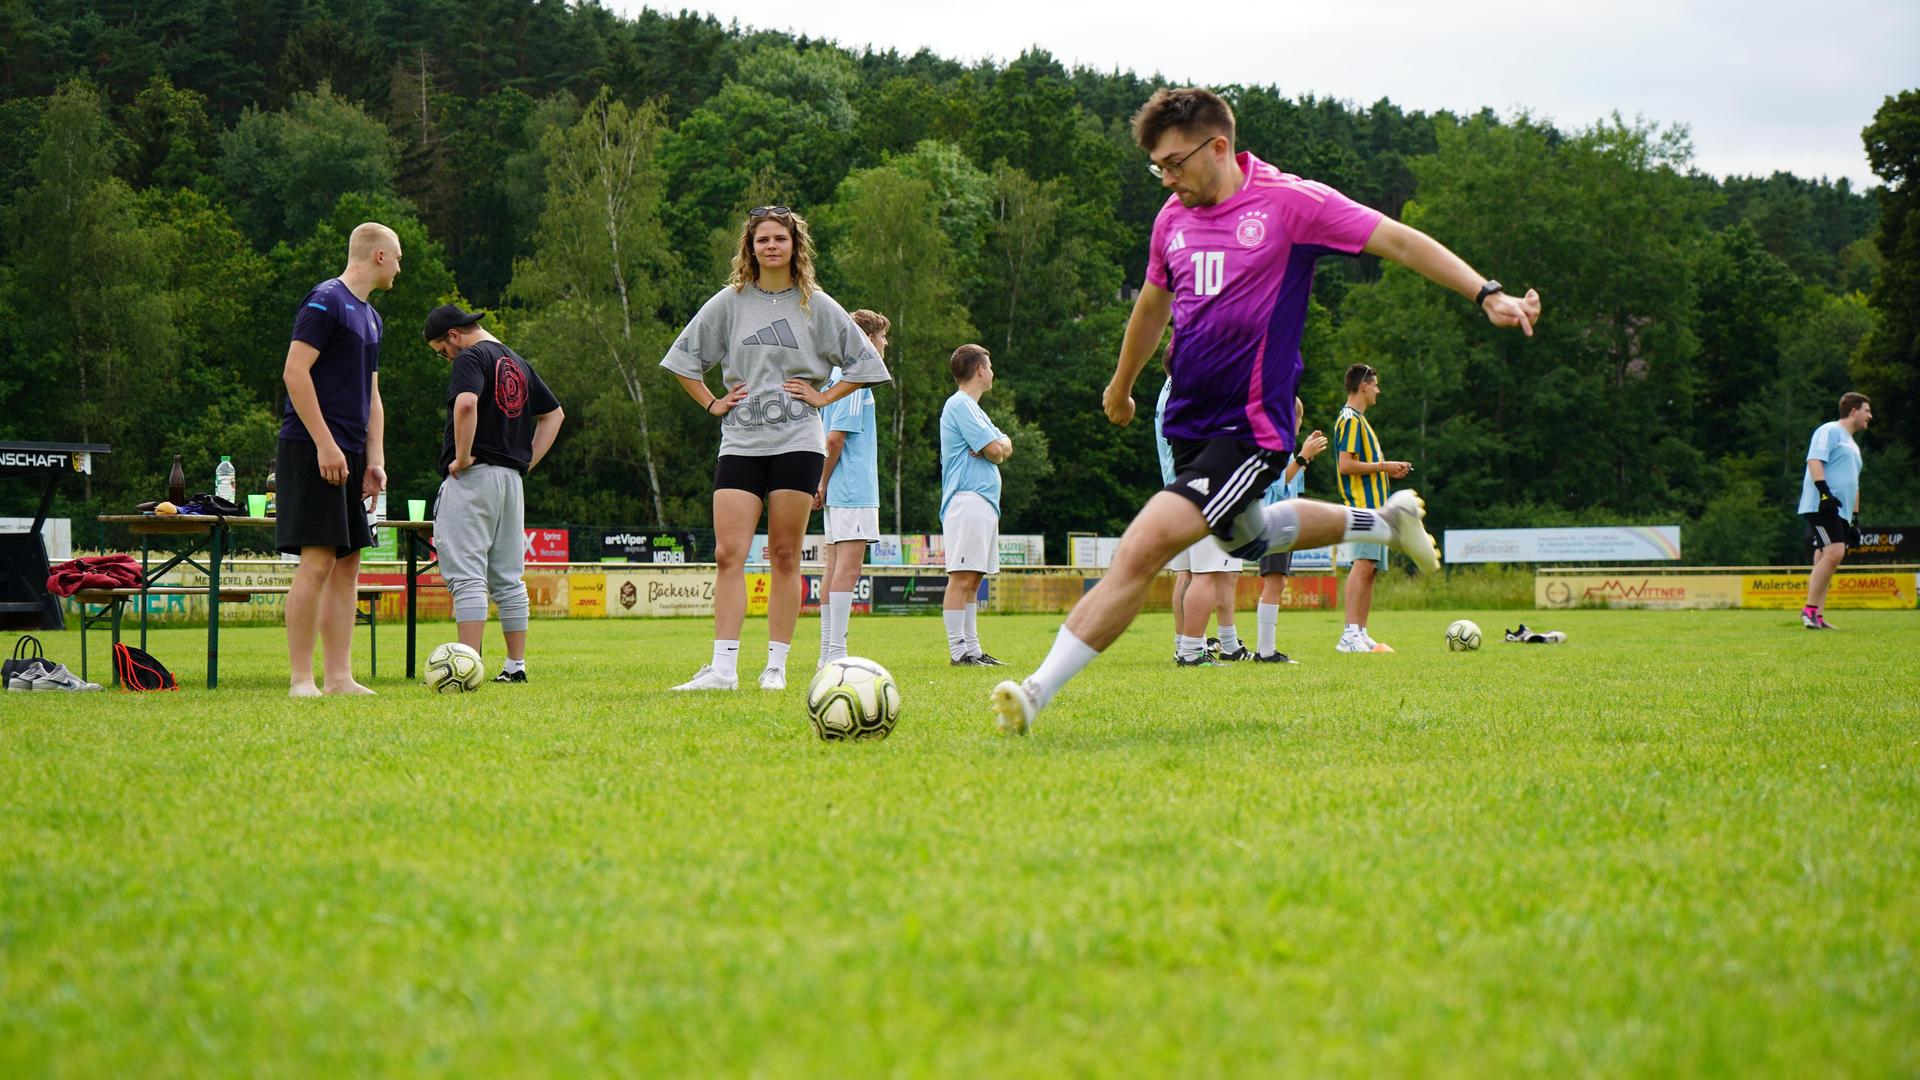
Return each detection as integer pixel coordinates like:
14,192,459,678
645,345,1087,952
990,678,1038,736
1336,634,1372,653
1381,489,1441,573
671,665,737,691
30,663,102,691
759,668,787,691
7,659,51,691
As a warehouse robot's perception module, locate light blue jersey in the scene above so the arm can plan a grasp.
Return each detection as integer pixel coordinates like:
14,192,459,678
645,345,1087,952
940,389,1005,519
1261,456,1307,505
820,366,879,508
1154,378,1176,485
1798,420,1862,521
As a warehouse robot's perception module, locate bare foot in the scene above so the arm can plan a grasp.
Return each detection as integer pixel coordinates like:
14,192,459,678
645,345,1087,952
290,682,322,698
321,680,375,696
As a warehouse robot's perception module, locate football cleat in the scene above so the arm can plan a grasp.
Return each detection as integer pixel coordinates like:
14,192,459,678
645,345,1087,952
990,678,1038,736
1254,651,1299,664
492,668,527,684
671,665,738,691
1215,644,1254,662
758,668,787,691
1381,489,1441,573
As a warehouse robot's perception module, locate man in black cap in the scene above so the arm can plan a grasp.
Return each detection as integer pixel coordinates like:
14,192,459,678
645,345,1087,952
425,305,565,682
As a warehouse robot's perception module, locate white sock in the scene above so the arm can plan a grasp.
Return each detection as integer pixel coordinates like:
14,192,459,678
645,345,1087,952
766,641,790,672
503,657,526,674
1177,634,1206,661
944,609,969,660
827,591,853,659
1218,624,1240,654
1030,627,1099,710
1257,603,1279,655
1341,624,1362,640
712,639,740,680
1343,508,1392,543
964,601,980,655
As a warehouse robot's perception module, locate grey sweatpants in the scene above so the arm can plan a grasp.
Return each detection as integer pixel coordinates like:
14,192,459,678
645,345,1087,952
436,464,530,631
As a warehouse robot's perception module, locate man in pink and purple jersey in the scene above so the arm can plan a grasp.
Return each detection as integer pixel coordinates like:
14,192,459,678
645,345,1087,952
992,87,1541,734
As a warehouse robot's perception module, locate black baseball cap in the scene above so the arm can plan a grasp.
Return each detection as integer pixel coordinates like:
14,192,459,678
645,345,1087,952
423,304,485,342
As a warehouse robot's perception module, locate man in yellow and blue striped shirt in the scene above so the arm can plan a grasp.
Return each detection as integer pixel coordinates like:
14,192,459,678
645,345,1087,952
1334,364,1412,652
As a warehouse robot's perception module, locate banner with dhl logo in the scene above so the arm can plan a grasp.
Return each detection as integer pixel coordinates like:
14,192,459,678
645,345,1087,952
1741,572,1914,610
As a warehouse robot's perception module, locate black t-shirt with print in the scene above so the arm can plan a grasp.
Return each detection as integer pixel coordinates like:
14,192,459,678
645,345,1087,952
439,340,561,477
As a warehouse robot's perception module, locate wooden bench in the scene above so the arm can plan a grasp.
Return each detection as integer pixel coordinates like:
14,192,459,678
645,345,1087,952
73,585,405,687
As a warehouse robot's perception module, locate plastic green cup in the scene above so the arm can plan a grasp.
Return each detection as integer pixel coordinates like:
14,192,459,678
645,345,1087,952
247,494,268,518
408,499,427,521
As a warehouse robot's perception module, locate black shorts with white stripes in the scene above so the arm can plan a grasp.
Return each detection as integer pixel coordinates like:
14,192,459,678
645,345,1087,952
1164,437,1286,540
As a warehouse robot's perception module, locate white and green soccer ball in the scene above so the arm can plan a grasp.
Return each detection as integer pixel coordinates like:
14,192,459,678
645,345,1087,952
1445,619,1483,652
806,657,901,741
425,641,485,693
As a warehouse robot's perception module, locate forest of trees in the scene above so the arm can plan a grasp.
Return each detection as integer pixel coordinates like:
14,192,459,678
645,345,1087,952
1,2,1915,564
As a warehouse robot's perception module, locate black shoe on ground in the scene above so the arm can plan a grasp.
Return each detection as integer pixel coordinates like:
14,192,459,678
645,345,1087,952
1215,644,1253,662
973,652,1007,666
1205,636,1222,659
1254,651,1299,664
1175,654,1218,667
951,655,986,666
493,668,527,683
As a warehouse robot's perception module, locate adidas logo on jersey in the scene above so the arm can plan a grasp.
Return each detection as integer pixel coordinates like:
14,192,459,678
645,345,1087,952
742,319,799,348
1186,477,1210,495
1165,229,1187,255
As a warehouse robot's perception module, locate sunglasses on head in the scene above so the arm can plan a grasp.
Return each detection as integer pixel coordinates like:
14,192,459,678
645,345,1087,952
749,205,792,218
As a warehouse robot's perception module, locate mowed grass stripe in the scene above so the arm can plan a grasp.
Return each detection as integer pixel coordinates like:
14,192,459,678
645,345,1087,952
2,611,1916,1075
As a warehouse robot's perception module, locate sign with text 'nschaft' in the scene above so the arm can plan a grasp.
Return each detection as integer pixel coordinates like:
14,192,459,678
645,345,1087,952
1445,526,1681,564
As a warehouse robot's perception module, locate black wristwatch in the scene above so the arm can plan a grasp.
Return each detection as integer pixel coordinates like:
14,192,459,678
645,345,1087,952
1474,280,1504,309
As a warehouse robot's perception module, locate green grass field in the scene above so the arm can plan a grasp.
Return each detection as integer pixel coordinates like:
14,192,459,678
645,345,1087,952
3,609,1917,1076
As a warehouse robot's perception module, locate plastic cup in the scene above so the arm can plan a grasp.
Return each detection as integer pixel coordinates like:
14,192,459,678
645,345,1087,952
408,499,427,521
247,494,268,518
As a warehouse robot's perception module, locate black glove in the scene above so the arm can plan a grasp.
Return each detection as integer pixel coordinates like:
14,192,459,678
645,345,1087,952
1815,479,1841,514
1847,523,1862,548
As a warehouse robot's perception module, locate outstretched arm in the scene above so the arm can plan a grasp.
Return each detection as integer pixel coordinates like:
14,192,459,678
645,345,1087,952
1363,218,1541,336
1104,282,1174,426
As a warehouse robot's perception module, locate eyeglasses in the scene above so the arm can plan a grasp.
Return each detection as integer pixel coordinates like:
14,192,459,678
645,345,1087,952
1147,139,1215,180
749,205,792,218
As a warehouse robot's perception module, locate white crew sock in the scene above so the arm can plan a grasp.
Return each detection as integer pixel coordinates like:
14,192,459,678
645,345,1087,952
944,609,969,660
1218,624,1240,654
827,591,853,660
712,639,740,680
1257,602,1279,656
1030,627,1099,710
1341,624,1362,642
503,657,526,675
1176,634,1206,661
964,601,980,656
766,641,790,673
1343,508,1392,544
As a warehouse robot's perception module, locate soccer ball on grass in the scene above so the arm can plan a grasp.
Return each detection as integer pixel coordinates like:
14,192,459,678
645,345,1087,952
806,657,901,740
425,642,485,692
1445,619,1483,651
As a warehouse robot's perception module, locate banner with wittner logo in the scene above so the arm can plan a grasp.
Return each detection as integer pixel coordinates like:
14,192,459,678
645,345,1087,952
1444,526,1682,564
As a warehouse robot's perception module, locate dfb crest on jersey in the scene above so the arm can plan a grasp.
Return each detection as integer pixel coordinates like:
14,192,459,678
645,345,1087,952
1236,210,1269,249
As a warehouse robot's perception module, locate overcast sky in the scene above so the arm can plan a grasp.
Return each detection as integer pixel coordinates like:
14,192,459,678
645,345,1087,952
615,0,1916,188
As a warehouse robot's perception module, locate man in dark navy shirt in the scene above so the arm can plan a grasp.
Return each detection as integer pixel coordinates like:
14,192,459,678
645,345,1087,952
278,221,399,697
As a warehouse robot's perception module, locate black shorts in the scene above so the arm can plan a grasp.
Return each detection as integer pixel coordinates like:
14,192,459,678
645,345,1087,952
715,451,825,498
1164,438,1285,541
1804,509,1851,552
274,436,374,557
1260,550,1293,576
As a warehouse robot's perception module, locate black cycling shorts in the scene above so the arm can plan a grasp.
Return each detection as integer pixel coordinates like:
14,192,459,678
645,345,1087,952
714,451,826,498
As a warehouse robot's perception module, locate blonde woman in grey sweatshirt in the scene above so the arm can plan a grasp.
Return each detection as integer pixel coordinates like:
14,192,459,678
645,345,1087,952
661,206,891,691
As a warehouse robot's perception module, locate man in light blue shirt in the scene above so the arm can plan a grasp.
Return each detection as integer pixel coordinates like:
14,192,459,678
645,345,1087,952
1253,398,1327,663
1797,391,1872,629
940,344,1011,665
815,310,889,665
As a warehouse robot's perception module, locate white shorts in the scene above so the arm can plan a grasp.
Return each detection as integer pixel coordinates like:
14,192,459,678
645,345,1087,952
824,505,879,544
942,492,1000,575
1167,534,1242,575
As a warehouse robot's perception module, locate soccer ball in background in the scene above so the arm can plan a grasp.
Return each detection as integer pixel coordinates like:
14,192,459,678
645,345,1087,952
1445,619,1483,651
425,642,485,693
806,657,901,741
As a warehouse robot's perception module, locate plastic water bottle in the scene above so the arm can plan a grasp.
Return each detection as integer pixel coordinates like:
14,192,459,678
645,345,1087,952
369,488,387,530
214,456,236,503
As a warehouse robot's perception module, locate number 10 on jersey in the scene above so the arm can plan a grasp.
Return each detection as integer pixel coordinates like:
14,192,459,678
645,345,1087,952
1188,250,1225,296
